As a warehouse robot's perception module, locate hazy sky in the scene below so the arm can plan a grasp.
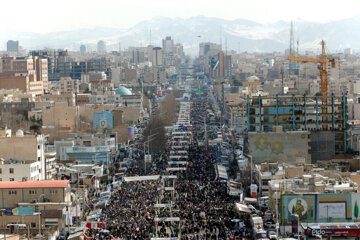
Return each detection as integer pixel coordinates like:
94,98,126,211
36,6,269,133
4,0,360,33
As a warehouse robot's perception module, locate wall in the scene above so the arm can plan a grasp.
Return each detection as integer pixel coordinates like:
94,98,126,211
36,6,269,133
42,103,77,132
0,136,38,161
93,111,113,129
309,132,335,162
248,131,311,163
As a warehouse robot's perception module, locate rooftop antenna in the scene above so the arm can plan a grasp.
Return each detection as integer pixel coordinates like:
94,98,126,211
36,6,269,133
150,28,152,45
220,25,222,50
225,38,228,55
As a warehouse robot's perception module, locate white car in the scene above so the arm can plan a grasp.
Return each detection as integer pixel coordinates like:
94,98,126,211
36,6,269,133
267,231,278,240
264,221,276,229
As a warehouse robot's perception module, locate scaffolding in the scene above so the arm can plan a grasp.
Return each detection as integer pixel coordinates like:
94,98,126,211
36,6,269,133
247,95,348,155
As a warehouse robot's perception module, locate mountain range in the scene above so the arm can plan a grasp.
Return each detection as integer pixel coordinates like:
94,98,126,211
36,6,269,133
2,15,360,55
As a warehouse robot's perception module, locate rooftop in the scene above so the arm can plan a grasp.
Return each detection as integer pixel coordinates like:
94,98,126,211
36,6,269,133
0,180,69,189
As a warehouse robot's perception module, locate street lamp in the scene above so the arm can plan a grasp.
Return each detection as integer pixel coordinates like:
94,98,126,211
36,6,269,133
36,194,45,238
0,209,6,240
291,213,300,240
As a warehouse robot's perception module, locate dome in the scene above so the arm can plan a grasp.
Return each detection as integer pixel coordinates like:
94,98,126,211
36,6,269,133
247,75,259,81
115,86,132,95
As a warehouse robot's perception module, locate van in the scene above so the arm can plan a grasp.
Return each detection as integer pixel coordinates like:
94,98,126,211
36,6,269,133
7,224,27,229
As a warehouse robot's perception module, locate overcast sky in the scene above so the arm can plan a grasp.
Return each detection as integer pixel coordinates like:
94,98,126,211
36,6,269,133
3,0,360,33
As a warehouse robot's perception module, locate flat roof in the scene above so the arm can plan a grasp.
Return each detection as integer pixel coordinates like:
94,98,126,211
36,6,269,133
0,180,69,189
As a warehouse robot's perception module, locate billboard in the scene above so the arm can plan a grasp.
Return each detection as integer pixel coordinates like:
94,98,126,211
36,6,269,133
316,193,351,222
281,195,316,224
248,132,310,163
5,207,34,216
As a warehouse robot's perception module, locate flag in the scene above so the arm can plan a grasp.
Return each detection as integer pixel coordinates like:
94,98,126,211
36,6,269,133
159,155,163,162
82,233,93,239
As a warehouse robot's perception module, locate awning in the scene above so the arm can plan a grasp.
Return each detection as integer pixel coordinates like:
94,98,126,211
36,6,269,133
123,175,160,182
235,203,251,213
216,164,228,180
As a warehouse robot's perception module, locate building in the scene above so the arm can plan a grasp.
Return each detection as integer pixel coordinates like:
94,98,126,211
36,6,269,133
0,180,71,234
42,102,77,133
0,56,48,93
153,47,163,66
0,130,47,179
80,44,86,53
0,160,40,181
59,77,79,93
162,36,174,54
248,95,348,161
7,40,19,52
97,40,106,53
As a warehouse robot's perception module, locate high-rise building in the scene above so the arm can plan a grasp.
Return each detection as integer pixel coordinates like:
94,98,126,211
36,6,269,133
97,40,106,53
6,40,19,52
162,36,174,54
80,44,86,53
0,56,48,94
152,47,163,66
199,42,221,57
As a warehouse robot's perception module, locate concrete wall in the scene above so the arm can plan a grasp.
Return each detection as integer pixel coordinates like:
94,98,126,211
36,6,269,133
309,132,335,162
0,136,39,161
248,131,311,163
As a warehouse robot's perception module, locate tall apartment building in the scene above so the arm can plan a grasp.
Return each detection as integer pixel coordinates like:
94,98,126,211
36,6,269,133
162,36,174,54
0,56,48,94
153,47,163,66
97,40,106,53
6,40,19,52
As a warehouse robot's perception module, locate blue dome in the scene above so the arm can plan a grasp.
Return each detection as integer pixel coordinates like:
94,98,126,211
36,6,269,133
115,86,132,95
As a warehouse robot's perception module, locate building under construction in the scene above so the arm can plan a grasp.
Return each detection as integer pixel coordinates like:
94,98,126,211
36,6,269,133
247,95,348,161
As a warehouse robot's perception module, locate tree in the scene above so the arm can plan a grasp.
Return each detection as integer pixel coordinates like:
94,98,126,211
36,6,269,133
30,124,42,134
355,201,359,219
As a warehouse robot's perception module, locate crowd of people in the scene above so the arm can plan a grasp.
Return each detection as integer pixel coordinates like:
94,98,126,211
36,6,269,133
82,90,244,240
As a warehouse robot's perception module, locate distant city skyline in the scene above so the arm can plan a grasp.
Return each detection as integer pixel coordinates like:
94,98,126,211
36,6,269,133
2,0,360,33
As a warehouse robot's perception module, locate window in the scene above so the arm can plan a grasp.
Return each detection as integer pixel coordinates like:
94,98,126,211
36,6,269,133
50,190,58,195
31,222,36,228
9,168,14,174
38,145,40,150
0,168,2,174
8,190,16,195
29,190,37,195
38,157,40,161
9,178,14,182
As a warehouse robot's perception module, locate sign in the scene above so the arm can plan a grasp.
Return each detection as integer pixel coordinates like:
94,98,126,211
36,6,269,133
162,175,177,179
145,154,152,163
66,146,110,154
250,184,257,198
166,167,186,171
157,187,175,191
167,161,188,165
154,217,180,222
41,210,63,218
151,238,178,240
85,222,106,230
7,207,34,216
154,204,173,208
319,202,346,219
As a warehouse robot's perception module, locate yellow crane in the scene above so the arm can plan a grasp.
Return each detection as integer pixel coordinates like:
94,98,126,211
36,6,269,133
287,40,335,96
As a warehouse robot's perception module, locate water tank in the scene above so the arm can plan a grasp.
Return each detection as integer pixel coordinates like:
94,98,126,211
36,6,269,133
16,129,24,137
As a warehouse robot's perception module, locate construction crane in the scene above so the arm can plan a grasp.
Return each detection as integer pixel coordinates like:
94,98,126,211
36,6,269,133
287,40,335,96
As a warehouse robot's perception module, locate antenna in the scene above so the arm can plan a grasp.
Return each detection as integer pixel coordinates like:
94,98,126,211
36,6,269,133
150,28,152,45
290,20,295,56
220,25,222,50
225,39,228,55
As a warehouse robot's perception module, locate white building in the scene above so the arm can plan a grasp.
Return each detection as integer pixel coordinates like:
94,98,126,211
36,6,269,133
0,160,40,181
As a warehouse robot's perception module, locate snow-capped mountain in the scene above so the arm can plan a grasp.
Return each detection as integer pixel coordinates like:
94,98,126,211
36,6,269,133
2,15,360,54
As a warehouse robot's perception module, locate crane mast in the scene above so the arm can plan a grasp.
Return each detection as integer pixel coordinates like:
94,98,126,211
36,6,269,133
287,40,335,97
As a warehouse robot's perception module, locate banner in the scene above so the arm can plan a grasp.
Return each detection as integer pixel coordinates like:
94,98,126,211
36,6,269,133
250,184,257,198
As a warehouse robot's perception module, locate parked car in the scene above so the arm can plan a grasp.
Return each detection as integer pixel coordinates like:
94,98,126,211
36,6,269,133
264,221,276,230
267,230,278,239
